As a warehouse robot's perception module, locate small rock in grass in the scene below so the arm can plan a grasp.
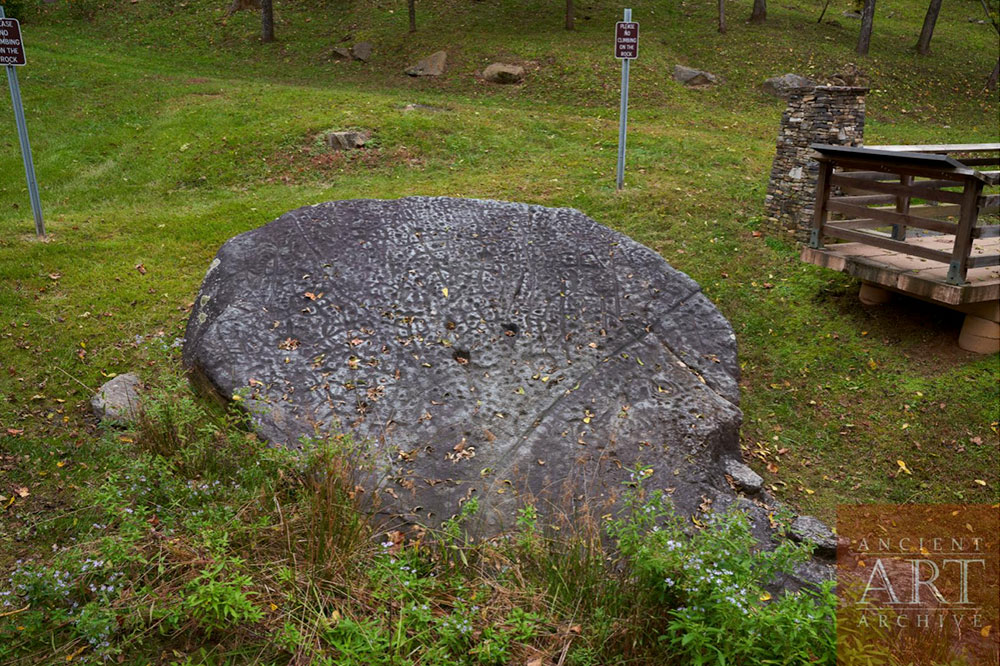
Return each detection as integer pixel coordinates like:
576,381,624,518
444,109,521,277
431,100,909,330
331,47,353,61
351,41,373,62
673,65,721,87
326,131,369,151
91,373,142,423
405,51,447,77
482,63,524,84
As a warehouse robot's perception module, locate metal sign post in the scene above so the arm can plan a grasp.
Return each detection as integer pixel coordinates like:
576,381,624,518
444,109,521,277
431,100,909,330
615,10,638,191
1,6,44,238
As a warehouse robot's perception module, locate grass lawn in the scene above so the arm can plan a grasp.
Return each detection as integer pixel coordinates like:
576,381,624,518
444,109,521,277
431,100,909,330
0,0,997,662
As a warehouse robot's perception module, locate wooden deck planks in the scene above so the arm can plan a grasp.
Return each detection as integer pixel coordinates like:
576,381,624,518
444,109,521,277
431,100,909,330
801,235,1000,305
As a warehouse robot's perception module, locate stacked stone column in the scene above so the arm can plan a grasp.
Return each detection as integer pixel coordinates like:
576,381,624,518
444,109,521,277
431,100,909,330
763,86,868,242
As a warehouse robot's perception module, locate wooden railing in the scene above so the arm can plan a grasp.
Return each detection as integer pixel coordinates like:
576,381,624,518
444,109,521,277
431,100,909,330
809,143,1000,285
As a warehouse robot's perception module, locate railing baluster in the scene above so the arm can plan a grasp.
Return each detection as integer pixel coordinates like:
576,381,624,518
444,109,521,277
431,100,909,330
946,178,984,285
892,174,912,240
810,160,833,249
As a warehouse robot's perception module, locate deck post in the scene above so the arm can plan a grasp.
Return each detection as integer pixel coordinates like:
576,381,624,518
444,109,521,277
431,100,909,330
946,178,983,285
809,160,833,249
892,174,912,241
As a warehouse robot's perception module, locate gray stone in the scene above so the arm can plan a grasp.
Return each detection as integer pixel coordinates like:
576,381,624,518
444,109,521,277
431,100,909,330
842,10,861,18
790,515,838,557
330,47,353,61
673,65,720,87
351,41,373,62
402,103,445,113
762,73,818,98
326,131,368,151
91,373,142,423
405,51,447,77
724,459,763,494
184,198,751,536
482,63,524,84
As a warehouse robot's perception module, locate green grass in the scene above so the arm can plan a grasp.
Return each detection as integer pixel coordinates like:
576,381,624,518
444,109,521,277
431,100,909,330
0,0,998,661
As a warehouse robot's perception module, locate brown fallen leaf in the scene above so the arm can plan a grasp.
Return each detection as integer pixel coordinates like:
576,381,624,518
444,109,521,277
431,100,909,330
14,486,29,498
135,263,147,275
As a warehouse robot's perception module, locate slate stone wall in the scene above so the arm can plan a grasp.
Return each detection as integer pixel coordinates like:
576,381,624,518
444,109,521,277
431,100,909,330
763,86,868,242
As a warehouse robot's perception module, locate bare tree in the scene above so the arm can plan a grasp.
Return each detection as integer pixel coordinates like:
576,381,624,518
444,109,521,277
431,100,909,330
916,0,942,54
718,0,726,33
856,0,875,55
261,0,274,43
565,0,574,30
979,0,1000,89
749,0,766,24
408,0,416,32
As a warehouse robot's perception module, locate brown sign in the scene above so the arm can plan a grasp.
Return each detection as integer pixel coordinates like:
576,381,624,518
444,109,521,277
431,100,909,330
615,21,639,59
0,18,26,67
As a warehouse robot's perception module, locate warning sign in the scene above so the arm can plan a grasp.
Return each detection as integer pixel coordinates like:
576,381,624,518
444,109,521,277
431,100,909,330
0,18,26,67
615,21,639,60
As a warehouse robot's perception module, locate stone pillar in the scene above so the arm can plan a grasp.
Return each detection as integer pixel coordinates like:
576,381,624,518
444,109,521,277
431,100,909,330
763,86,868,242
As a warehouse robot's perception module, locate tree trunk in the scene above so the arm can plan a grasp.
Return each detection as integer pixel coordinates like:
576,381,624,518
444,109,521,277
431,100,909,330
718,0,726,33
856,0,875,55
408,0,416,32
261,0,274,43
988,58,999,92
565,0,574,30
916,0,942,54
749,0,766,23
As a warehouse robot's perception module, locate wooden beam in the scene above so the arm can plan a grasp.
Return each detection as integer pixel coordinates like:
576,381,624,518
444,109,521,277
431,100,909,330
822,227,953,263
865,143,1000,154
830,174,966,204
968,254,1000,269
829,200,961,235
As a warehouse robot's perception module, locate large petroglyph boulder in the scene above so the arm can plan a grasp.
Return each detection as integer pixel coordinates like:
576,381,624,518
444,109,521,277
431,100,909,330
184,198,758,538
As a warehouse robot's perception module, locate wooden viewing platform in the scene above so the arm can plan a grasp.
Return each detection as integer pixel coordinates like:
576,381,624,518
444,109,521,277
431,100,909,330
801,143,1000,353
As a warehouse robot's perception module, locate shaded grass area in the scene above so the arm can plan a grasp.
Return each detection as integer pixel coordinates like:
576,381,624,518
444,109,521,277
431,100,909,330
0,0,998,661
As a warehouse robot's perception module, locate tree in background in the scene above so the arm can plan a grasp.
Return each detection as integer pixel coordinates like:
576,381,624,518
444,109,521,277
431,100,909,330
409,0,416,32
916,0,942,54
261,0,274,42
566,0,574,30
856,0,875,54
749,0,766,24
718,0,726,33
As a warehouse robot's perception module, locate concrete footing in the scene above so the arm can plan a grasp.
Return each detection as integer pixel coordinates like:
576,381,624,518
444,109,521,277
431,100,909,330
959,315,1000,355
859,283,892,305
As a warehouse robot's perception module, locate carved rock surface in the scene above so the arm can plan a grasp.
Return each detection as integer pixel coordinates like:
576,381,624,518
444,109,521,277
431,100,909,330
184,197,748,532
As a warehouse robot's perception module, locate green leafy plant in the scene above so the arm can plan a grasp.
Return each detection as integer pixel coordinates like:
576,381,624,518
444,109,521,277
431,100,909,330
182,558,264,636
